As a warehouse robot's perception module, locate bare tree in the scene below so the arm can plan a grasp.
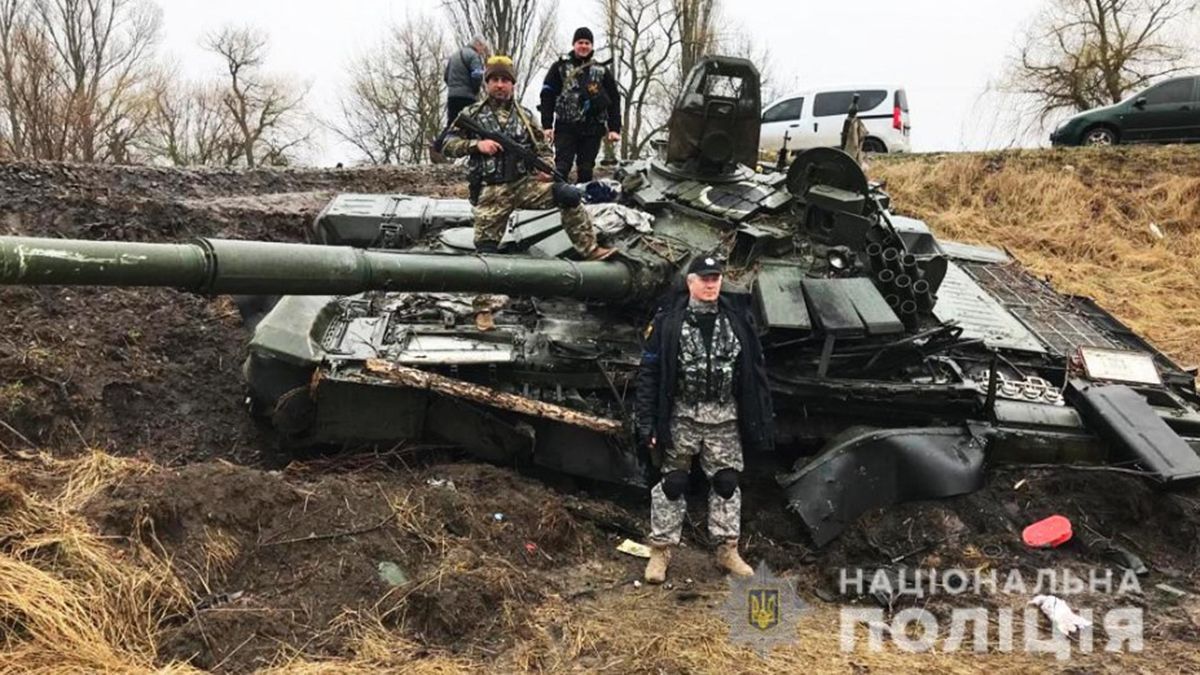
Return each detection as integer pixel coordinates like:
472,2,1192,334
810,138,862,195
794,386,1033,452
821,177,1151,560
714,22,774,102
36,0,160,161
139,68,240,166
1003,0,1198,125
0,0,160,162
204,25,308,167
601,0,681,158
673,0,717,81
0,0,62,158
334,14,447,165
442,0,559,96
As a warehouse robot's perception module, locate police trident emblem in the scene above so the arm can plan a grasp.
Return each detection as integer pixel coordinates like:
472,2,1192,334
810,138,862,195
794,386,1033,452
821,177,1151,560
720,562,807,657
748,588,780,630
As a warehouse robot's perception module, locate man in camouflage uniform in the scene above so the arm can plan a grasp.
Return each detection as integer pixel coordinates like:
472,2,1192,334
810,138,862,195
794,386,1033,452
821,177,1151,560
635,256,775,583
442,55,614,259
842,114,867,165
841,93,868,165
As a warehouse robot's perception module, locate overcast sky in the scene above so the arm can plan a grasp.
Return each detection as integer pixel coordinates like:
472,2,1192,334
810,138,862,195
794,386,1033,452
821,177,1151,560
158,0,1048,165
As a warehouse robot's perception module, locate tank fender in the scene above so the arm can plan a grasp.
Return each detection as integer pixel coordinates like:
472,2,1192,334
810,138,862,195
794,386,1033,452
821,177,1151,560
779,426,986,546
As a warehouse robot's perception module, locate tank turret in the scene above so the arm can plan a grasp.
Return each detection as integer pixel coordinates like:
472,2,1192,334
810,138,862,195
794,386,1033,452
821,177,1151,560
665,57,761,178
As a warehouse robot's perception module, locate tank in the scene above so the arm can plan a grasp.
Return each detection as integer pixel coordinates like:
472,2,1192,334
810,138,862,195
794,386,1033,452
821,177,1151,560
4,56,1200,545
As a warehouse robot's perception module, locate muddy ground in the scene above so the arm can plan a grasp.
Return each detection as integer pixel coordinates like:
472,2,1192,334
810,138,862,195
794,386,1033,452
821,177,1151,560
1,153,1198,673
0,162,464,465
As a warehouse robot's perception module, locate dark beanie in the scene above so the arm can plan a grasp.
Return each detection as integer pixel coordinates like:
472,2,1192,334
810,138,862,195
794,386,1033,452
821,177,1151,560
573,27,593,43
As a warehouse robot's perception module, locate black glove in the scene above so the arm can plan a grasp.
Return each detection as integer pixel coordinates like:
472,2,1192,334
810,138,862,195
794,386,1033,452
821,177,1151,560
635,433,661,485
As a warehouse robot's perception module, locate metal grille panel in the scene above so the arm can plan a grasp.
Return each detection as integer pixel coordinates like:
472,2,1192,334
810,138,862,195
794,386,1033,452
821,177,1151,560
962,263,1123,356
932,262,1045,352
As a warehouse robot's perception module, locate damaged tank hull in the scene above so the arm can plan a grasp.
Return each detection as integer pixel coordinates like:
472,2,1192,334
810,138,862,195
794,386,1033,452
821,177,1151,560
237,202,1200,544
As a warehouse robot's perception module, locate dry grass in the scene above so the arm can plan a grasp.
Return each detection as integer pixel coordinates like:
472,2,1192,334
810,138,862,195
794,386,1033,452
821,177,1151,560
496,591,1200,674
0,453,192,674
258,612,476,674
2,448,1197,673
872,146,1200,367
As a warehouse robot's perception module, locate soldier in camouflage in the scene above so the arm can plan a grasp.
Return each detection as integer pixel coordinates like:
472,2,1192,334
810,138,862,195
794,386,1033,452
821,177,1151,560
841,93,868,165
635,256,775,583
842,114,867,165
442,55,614,260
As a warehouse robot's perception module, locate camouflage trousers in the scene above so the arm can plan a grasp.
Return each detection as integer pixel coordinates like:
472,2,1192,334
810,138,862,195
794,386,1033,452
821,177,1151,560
649,415,744,546
474,176,597,254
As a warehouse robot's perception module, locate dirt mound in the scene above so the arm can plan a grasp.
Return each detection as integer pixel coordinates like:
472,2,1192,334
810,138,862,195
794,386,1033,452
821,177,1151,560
0,161,466,207
6,449,1197,673
69,459,625,671
0,160,465,464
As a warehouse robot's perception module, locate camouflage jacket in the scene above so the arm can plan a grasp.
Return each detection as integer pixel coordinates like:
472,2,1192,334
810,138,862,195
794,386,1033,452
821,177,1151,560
635,291,775,453
443,98,552,185
674,299,741,423
539,52,621,133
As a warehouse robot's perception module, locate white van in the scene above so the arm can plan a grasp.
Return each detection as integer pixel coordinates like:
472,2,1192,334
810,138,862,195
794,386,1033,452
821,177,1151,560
760,86,911,155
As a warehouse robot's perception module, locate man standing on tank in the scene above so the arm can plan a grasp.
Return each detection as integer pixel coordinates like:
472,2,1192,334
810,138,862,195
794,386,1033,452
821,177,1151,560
441,55,614,260
636,256,775,583
539,27,622,183
444,36,489,125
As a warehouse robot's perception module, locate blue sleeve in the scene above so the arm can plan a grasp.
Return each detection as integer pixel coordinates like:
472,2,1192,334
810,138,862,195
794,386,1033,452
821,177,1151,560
539,62,563,128
469,52,484,88
635,312,665,438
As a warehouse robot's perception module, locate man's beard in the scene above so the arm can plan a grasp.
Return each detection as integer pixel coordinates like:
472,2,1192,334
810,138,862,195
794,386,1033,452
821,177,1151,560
489,91,513,103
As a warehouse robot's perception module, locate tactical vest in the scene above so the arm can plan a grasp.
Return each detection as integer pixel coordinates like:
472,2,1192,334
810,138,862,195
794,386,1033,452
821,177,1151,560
676,308,741,405
554,58,610,128
467,101,539,185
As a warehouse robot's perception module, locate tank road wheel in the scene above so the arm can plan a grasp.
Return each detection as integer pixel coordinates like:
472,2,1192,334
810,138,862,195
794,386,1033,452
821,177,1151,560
1084,127,1117,146
861,137,887,154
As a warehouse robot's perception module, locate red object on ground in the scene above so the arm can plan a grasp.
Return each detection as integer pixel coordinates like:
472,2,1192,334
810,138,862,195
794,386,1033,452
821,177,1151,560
1023,515,1073,548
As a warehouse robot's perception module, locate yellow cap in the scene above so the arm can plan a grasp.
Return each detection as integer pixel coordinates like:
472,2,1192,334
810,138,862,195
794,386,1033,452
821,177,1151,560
484,55,516,82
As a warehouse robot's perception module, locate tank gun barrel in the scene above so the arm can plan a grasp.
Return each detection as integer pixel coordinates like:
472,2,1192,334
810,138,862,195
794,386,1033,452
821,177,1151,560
0,236,636,301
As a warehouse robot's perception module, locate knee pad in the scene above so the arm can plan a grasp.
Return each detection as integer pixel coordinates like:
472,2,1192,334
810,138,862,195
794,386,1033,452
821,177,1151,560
711,469,740,499
660,470,689,501
551,182,583,209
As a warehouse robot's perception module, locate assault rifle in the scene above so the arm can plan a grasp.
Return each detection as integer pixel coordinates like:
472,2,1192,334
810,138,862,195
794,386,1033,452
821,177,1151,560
775,129,791,172
455,114,568,183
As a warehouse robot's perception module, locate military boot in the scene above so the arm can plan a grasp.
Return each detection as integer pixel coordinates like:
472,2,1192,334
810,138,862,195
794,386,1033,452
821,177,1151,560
644,543,673,584
716,539,753,577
